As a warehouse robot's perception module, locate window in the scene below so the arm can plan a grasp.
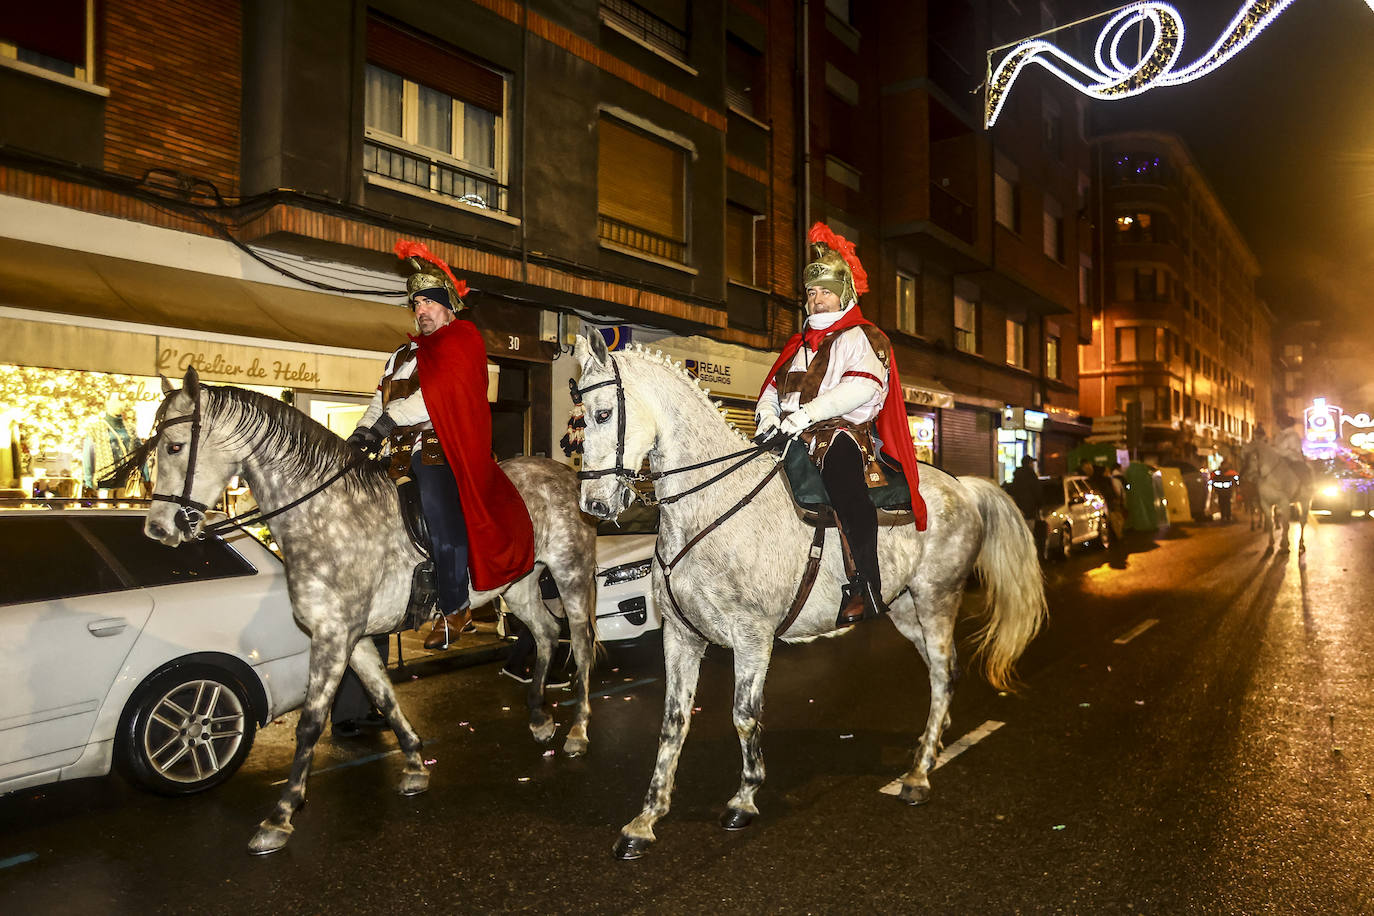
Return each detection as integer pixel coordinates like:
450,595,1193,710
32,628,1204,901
726,34,765,118
598,117,688,262
954,291,979,354
1114,210,1171,244
726,203,760,286
1133,268,1167,302
826,0,853,24
363,18,508,211
1116,326,1165,363
1,517,125,606
1046,325,1062,380
1042,198,1064,262
995,155,1020,232
1116,386,1171,421
1111,152,1170,186
1042,92,1061,159
80,517,256,586
1006,319,1026,369
1078,260,1092,309
0,1,91,82
896,271,919,334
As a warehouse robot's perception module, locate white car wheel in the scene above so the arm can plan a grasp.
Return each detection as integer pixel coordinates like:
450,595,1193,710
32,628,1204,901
117,664,257,796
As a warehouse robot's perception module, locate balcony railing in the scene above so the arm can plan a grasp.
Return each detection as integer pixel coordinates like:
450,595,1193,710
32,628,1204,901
364,139,508,213
600,0,688,61
930,184,975,245
598,214,687,263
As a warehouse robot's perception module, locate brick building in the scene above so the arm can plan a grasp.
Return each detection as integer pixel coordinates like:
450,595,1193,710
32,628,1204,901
1081,131,1274,464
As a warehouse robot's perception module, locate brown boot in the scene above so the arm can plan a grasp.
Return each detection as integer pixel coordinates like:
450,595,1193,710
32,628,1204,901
423,608,473,650
836,581,866,627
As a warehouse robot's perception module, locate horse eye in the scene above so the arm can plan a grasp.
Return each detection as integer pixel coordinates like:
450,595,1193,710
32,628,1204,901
595,409,612,424
166,442,184,455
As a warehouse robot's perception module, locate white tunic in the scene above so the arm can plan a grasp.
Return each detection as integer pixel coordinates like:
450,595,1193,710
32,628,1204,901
757,307,888,425
358,343,432,446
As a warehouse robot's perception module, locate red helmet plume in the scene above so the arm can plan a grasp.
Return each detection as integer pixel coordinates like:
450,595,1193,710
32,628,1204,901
393,239,469,299
807,222,868,296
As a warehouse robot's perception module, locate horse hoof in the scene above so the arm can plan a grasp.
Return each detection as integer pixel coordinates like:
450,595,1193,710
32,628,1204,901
562,735,589,757
613,833,653,860
531,718,557,745
248,822,293,855
399,769,430,796
719,808,754,830
899,783,931,806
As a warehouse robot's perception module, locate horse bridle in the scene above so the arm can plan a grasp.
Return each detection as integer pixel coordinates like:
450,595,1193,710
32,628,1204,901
148,396,209,538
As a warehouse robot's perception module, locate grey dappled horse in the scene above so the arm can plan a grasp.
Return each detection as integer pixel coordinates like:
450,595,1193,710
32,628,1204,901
573,335,1048,859
1238,438,1314,553
144,368,597,854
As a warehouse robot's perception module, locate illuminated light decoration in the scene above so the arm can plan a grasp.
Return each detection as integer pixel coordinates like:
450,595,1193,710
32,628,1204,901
984,0,1374,128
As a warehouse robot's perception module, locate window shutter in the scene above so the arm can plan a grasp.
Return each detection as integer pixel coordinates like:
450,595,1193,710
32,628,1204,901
1,0,86,66
366,16,504,114
598,119,685,242
725,204,755,284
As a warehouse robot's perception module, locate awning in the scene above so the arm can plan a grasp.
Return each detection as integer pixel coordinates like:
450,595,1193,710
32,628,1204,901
0,237,414,352
901,378,955,410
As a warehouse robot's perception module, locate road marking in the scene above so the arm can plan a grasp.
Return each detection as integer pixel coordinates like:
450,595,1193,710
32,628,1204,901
1113,618,1159,645
0,852,37,870
557,677,658,707
878,720,1005,795
271,739,438,786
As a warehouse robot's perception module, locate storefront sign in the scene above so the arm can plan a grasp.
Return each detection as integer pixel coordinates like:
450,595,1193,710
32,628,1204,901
902,383,954,409
683,358,732,388
156,344,321,386
1305,397,1374,455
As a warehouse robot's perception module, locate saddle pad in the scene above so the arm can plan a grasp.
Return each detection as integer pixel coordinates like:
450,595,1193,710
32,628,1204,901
781,440,913,515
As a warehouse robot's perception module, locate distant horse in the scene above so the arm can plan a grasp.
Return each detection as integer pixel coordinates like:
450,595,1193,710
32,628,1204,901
572,335,1048,859
1238,438,1313,553
143,368,597,854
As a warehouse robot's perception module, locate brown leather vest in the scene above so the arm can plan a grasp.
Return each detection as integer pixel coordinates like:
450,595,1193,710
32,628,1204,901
379,346,444,479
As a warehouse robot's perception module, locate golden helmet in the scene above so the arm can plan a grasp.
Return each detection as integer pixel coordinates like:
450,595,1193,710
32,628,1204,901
803,222,868,309
394,239,468,312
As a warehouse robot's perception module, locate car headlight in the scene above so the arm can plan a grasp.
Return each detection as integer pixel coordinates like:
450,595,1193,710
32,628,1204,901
1322,485,1341,499
603,559,652,585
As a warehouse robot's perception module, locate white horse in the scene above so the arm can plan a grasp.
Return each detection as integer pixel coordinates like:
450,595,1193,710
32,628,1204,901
143,368,598,854
1238,438,1313,553
573,335,1048,858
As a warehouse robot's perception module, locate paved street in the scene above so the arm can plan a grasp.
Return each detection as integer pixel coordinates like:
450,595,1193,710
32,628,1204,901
2,517,1372,914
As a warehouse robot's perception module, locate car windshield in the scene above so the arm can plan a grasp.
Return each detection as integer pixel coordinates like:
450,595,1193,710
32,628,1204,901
1039,478,1064,506
598,501,659,536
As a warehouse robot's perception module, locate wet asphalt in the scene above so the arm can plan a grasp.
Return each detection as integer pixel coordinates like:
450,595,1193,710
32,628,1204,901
2,517,1372,914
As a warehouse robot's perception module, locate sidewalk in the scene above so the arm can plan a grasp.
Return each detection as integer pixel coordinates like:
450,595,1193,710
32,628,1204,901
383,615,514,680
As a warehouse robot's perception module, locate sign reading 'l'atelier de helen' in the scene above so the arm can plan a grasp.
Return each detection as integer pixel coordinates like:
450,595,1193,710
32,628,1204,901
158,343,322,385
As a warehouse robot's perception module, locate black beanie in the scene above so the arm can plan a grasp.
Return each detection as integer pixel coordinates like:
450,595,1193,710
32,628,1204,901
410,286,454,312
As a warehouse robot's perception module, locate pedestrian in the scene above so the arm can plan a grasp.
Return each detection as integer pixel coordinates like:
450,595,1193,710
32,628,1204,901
1009,454,1046,555
1213,459,1239,522
346,241,535,650
754,222,926,626
331,635,390,738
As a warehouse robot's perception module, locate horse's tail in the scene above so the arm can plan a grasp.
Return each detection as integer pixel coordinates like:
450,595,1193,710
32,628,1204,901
958,476,1049,692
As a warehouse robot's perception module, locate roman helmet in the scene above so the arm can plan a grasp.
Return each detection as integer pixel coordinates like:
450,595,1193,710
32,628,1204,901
393,239,469,312
803,221,869,311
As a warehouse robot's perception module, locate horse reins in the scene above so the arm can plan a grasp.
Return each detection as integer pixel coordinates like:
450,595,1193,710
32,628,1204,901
573,355,817,641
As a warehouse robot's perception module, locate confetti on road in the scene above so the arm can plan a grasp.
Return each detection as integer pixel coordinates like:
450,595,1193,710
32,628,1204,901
840,734,854,740
1052,825,1067,831
1079,703,1091,708
517,777,531,783
424,758,437,765
543,750,556,757
501,706,510,711
1135,700,1145,706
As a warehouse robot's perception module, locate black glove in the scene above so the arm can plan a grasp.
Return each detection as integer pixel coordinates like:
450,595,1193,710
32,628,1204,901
346,426,382,454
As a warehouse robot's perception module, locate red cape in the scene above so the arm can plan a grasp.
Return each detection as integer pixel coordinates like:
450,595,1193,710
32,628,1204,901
763,307,928,530
415,319,535,591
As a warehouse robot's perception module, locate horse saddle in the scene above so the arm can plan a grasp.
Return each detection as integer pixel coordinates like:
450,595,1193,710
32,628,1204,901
395,477,438,631
779,439,913,524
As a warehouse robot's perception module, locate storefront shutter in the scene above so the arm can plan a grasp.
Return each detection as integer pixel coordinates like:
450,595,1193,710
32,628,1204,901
366,16,504,114
597,119,685,242
939,407,992,477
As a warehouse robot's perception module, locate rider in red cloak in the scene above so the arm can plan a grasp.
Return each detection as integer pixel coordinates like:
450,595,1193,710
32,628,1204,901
346,241,534,648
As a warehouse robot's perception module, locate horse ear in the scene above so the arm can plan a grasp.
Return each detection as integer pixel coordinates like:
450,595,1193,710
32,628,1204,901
160,374,176,395
183,366,201,399
575,331,610,372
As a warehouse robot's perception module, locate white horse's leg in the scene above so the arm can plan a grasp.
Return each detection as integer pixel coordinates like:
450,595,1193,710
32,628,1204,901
248,627,353,855
720,634,773,830
888,585,960,805
553,562,598,756
614,616,707,859
506,576,561,745
346,635,429,796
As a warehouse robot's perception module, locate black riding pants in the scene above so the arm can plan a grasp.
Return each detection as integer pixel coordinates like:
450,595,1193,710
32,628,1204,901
818,433,881,592
411,450,470,614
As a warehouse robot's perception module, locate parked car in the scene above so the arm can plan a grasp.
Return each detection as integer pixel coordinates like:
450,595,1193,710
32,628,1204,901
1157,460,1212,521
540,501,662,643
1038,475,1111,560
0,507,310,797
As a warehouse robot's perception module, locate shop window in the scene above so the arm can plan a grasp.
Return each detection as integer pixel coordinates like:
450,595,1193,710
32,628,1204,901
896,271,919,335
726,33,764,118
954,292,979,355
598,117,688,263
363,17,509,212
994,156,1020,232
1006,318,1026,369
0,0,91,82
726,202,761,286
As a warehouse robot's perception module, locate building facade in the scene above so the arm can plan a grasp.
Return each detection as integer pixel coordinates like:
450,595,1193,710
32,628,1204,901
1081,131,1274,464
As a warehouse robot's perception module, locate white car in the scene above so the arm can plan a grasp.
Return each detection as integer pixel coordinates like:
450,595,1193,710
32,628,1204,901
542,502,661,643
1038,475,1111,559
0,507,310,797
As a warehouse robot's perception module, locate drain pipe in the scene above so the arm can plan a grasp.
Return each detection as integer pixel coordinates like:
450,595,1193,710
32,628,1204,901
797,0,812,331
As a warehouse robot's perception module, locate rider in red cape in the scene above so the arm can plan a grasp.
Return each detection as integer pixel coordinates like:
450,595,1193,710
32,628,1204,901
347,240,533,649
757,222,927,628
414,317,535,590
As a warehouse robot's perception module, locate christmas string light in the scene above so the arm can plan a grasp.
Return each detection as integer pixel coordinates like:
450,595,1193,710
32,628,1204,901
985,0,1374,128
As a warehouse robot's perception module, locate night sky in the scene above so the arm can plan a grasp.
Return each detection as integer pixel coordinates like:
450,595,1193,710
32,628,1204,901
1056,0,1374,333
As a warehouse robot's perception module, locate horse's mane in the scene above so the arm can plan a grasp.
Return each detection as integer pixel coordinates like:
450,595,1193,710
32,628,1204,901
615,344,750,445
203,385,393,497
